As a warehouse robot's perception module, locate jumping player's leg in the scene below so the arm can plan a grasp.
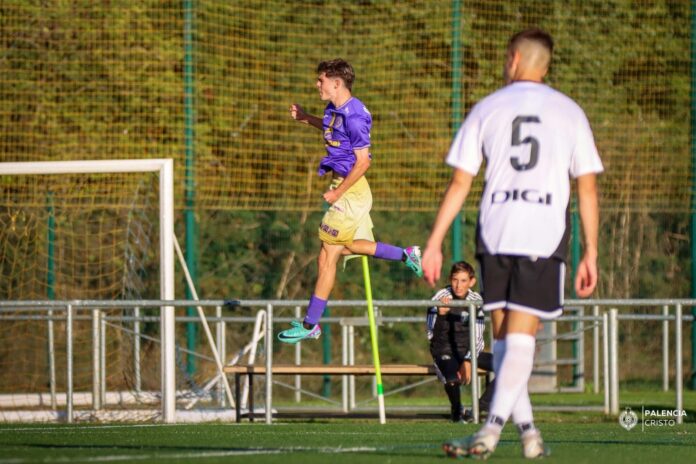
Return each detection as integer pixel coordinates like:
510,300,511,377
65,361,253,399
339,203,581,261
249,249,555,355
344,240,422,275
304,242,345,324
313,242,345,301
277,242,344,344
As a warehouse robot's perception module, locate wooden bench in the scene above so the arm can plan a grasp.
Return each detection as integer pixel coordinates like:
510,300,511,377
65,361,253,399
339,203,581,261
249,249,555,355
224,364,489,422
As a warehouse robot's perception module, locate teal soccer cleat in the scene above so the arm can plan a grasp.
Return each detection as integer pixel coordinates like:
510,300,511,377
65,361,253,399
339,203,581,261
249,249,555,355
277,321,322,344
403,246,423,277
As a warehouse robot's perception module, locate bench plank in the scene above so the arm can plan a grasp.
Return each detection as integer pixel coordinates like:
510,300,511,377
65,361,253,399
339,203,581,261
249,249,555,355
224,364,487,375
227,363,490,423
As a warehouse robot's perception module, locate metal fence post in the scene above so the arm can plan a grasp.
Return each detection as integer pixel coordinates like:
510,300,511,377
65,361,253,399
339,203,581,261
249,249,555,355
609,308,619,415
593,305,599,394
66,304,73,423
675,303,683,424
133,307,141,393
216,305,225,407
92,309,101,411
294,305,301,403
602,311,609,415
348,323,356,410
341,323,348,413
468,304,479,423
576,307,585,391
100,310,106,408
662,305,669,391
48,308,57,409
265,303,273,424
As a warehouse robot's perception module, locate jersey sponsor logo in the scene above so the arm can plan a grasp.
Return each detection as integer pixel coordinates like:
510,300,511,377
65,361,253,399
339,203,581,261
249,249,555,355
324,114,341,147
320,222,339,237
491,189,552,205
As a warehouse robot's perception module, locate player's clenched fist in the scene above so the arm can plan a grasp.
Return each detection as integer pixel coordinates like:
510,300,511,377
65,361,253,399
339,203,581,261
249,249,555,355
290,103,306,122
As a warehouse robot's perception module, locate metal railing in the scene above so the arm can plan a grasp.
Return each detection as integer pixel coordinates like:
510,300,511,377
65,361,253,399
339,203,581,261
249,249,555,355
0,299,693,424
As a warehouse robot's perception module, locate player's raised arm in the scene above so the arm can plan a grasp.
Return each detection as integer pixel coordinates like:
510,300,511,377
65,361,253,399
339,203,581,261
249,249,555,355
574,173,599,297
290,103,323,129
422,168,474,287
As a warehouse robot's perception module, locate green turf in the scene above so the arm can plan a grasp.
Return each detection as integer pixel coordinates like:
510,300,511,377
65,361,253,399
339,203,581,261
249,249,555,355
1,420,695,463
1,390,694,463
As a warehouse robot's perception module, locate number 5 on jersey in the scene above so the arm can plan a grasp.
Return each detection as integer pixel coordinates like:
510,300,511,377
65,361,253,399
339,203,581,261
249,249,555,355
511,116,540,171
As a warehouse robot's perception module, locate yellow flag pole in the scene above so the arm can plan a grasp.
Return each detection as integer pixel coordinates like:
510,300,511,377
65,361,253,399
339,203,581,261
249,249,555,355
361,255,386,424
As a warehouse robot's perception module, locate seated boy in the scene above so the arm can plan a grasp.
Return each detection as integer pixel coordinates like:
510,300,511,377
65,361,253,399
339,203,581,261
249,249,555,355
426,261,496,422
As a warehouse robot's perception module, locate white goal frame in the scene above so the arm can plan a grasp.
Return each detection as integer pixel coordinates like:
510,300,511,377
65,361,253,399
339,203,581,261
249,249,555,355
0,159,177,422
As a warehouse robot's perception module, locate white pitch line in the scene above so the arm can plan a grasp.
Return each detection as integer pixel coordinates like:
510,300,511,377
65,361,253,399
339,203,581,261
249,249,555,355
0,424,399,437
0,446,387,464
0,424,182,432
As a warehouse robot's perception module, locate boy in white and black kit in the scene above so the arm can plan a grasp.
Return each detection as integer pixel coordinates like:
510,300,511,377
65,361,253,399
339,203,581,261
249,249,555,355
427,261,495,423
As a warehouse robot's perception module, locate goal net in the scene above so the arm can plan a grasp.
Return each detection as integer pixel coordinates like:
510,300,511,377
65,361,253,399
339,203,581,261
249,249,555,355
0,159,194,423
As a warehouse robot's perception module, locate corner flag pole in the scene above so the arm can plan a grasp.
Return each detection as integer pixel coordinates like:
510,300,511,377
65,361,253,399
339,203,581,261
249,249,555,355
361,255,386,424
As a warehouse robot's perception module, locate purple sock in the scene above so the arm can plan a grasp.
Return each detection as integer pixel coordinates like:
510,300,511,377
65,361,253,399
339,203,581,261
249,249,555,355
304,295,328,325
374,242,404,261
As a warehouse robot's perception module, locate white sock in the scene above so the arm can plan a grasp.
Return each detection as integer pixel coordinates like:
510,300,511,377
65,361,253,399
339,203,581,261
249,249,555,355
485,333,536,432
511,383,534,428
495,337,534,427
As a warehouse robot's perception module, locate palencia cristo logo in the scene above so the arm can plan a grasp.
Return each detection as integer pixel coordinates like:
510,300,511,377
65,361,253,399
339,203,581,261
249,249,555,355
619,407,638,430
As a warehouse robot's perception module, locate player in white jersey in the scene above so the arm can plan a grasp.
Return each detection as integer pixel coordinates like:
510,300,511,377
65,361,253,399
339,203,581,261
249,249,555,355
422,28,603,459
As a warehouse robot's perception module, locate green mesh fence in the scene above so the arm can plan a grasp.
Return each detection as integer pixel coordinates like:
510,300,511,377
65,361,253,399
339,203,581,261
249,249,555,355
2,0,691,213
0,1,693,416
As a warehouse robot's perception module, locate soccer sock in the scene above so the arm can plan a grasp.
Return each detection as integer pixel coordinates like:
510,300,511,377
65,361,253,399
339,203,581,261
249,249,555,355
303,295,327,326
485,333,536,434
479,339,507,435
493,338,534,427
373,242,404,261
511,384,535,429
444,382,461,414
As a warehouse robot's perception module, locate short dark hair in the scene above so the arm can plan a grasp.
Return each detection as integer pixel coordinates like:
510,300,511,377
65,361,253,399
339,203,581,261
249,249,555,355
317,59,355,91
449,261,476,280
508,28,554,55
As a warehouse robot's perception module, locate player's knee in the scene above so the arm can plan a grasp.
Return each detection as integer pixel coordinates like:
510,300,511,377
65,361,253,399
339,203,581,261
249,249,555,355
318,244,343,268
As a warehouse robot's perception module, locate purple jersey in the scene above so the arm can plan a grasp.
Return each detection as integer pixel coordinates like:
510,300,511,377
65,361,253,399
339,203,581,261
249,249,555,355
318,97,372,177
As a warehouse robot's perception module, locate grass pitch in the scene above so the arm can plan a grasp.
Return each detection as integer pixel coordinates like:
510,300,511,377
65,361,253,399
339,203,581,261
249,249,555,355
1,390,694,463
1,421,694,463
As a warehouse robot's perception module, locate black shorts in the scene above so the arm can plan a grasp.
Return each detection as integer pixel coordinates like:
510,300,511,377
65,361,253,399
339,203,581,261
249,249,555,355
477,254,565,319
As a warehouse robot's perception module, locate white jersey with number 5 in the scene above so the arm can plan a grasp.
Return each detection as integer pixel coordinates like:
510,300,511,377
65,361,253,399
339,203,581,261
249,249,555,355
446,81,603,259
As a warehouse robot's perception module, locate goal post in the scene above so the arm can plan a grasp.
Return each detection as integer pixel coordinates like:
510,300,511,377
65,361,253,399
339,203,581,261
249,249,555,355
0,159,176,422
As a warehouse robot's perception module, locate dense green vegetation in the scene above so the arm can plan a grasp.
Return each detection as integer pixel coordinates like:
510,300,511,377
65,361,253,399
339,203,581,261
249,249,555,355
3,1,691,301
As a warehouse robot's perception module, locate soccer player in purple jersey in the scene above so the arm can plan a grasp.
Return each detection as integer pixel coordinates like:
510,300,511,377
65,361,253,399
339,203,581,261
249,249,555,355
278,58,422,344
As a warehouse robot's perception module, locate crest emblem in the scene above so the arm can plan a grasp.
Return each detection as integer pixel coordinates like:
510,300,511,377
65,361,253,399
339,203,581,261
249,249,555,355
619,407,638,430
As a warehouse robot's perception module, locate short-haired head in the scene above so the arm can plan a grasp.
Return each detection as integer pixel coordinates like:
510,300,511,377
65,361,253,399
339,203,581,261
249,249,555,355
317,58,355,91
506,28,553,81
449,261,476,280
